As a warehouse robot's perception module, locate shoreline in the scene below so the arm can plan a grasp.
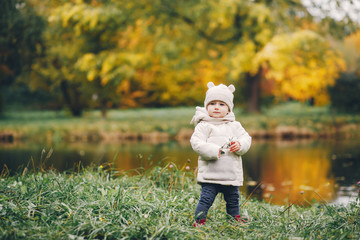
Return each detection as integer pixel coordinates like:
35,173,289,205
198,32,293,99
1,123,360,144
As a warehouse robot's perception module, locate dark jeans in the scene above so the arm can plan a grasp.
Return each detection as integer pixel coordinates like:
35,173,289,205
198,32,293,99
194,183,239,220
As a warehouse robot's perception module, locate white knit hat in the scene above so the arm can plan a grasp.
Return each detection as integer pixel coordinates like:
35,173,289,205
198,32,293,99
204,82,236,112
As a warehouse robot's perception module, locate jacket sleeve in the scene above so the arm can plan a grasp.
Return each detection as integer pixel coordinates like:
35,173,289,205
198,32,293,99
232,121,252,156
190,122,220,161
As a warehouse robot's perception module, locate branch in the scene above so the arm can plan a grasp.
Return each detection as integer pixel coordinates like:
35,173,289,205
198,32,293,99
161,4,243,45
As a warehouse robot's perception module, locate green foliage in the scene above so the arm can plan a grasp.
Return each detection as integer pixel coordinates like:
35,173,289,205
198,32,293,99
0,0,45,84
329,30,360,113
3,82,61,111
329,73,360,113
0,164,359,239
0,0,45,113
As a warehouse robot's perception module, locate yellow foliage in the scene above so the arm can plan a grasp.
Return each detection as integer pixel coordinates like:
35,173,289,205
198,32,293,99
61,4,81,28
117,79,131,95
207,0,237,30
37,0,352,109
248,3,272,25
87,69,97,82
88,10,99,29
255,30,346,104
345,30,360,52
76,53,96,71
255,28,273,46
194,60,229,88
56,2,123,38
229,41,257,79
101,54,116,75
342,30,360,74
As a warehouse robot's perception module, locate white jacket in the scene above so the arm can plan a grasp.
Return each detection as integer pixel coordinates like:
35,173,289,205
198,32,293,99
190,107,251,186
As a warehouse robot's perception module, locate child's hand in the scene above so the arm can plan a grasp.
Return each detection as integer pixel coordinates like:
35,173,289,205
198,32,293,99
230,141,240,152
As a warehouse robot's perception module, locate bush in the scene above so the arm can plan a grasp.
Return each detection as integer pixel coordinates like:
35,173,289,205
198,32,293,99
329,73,360,113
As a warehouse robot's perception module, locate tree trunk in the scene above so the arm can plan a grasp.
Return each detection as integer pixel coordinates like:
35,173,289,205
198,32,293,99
96,79,108,119
0,90,3,117
100,100,107,119
245,70,261,113
60,80,83,117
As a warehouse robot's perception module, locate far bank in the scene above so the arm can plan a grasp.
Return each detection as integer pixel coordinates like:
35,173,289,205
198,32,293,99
1,103,360,144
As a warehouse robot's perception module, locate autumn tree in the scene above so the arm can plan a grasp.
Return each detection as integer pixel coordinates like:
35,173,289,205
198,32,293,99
254,30,346,104
74,0,229,110
14,0,360,114
26,0,221,116
26,1,127,116
156,0,358,112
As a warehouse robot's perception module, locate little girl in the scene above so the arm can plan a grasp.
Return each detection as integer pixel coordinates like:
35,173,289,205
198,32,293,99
190,82,252,226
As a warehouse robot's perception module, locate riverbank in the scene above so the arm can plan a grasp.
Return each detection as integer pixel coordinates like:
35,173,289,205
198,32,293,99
1,103,360,143
0,165,359,239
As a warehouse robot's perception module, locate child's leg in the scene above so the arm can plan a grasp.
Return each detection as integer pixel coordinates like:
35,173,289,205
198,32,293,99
194,183,218,221
222,185,240,217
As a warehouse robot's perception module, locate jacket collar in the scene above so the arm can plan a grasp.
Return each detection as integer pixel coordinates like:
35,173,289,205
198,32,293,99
190,106,235,126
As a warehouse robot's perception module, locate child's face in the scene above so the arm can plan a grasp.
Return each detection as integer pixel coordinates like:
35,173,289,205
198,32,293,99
207,101,229,118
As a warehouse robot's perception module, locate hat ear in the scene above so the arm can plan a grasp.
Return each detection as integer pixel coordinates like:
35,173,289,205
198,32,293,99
207,82,215,89
228,84,235,93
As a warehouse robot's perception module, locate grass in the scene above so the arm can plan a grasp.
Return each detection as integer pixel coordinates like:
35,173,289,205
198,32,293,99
0,107,194,142
1,102,360,142
1,162,359,239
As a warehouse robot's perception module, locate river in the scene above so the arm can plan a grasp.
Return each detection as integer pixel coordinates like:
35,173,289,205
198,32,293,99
1,138,359,205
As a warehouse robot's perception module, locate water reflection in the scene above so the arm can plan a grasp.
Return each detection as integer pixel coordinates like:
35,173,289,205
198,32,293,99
0,141,198,173
1,139,359,205
243,139,360,205
247,141,336,205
